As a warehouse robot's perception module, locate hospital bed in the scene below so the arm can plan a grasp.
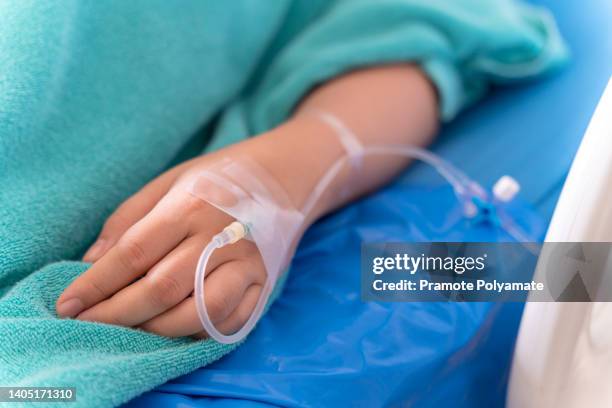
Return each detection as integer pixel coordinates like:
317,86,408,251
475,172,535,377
127,0,612,406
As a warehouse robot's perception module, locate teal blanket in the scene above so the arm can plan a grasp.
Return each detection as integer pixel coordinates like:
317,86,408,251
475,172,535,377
0,0,566,406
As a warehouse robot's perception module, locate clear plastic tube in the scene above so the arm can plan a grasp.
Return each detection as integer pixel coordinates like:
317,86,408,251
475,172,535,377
195,232,275,344
191,111,530,344
301,145,486,220
190,158,304,344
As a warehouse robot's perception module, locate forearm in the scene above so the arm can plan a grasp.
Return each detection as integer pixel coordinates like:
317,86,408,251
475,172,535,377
300,63,439,211
257,65,438,222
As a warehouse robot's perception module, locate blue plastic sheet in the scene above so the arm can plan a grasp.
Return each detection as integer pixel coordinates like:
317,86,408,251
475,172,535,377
127,178,546,408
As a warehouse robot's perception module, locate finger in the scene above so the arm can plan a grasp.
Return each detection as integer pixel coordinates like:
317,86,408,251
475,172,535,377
194,284,263,339
75,235,204,325
75,232,242,326
139,297,199,337
83,162,190,262
57,194,193,317
139,260,255,337
77,234,262,325
198,258,264,324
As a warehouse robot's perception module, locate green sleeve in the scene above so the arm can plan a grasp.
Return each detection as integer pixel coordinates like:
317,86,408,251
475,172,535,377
245,0,568,131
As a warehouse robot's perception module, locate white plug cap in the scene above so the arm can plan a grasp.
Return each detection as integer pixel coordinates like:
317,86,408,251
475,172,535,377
493,175,520,202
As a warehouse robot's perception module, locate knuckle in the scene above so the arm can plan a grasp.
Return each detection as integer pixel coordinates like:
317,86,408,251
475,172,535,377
156,211,183,230
181,194,208,214
86,279,108,300
206,292,231,322
235,307,252,328
147,275,184,309
116,237,147,272
238,286,262,323
246,258,267,284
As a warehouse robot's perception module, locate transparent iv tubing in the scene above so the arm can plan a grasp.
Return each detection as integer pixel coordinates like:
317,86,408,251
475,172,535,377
300,144,486,220
193,112,531,344
194,220,279,345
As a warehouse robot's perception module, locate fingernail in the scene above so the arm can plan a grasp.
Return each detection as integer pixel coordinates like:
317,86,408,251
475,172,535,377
57,298,84,318
83,239,107,262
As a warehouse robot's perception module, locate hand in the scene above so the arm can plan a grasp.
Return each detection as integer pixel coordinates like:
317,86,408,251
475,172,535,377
55,115,339,337
55,64,438,338
55,151,272,338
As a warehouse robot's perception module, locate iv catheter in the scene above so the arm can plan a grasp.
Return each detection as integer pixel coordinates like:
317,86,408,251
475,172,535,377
191,110,529,344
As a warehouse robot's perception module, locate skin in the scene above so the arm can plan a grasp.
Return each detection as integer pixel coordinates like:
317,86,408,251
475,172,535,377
56,64,438,338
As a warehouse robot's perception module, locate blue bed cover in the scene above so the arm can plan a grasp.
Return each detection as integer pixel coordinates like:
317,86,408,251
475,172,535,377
127,0,612,406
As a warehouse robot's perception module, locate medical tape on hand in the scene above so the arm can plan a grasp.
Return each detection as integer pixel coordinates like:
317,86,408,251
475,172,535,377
188,157,304,344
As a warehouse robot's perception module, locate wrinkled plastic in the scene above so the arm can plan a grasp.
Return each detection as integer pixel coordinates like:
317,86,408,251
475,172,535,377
130,174,546,407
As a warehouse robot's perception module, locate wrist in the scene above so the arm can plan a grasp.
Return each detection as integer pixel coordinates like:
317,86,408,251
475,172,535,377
246,115,347,225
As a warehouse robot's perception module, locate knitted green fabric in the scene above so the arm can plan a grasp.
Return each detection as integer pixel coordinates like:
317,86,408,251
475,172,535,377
0,0,566,406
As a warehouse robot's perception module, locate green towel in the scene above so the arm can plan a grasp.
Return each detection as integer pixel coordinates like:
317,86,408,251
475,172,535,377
0,0,566,406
